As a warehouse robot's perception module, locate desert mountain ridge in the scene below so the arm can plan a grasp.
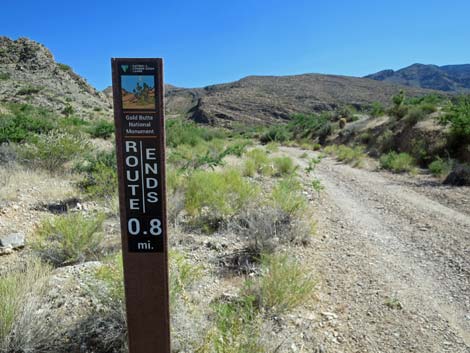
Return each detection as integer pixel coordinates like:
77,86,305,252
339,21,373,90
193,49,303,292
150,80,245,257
0,36,111,119
366,63,470,93
0,36,456,126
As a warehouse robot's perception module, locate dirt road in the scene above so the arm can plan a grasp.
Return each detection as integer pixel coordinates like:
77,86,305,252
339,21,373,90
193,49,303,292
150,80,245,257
282,147,470,353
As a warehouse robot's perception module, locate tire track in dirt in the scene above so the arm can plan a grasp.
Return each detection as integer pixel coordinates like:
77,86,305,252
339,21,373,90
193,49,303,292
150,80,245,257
281,147,470,353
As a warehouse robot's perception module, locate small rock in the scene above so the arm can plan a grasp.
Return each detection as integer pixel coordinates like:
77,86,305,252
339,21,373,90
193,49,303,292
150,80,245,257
0,232,25,249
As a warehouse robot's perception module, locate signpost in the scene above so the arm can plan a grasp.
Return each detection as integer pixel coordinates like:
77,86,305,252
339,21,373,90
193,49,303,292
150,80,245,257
111,58,170,353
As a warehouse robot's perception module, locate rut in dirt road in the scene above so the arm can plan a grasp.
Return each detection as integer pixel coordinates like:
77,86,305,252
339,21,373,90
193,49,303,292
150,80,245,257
282,147,470,353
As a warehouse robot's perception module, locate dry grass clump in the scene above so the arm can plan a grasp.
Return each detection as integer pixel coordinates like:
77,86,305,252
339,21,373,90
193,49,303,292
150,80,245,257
0,163,75,202
32,212,105,266
0,256,54,352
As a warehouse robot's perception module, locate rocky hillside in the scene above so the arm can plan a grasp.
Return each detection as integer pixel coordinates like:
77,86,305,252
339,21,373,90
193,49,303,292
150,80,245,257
0,37,111,118
163,74,435,126
366,63,470,92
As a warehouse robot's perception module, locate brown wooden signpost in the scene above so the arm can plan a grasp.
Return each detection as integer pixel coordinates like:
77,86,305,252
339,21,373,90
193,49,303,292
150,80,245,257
111,58,171,353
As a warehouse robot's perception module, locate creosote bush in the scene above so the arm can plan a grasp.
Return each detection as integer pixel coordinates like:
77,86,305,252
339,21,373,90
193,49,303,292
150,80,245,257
379,152,416,174
270,177,306,215
185,169,259,231
76,150,117,199
428,157,454,177
87,119,115,139
19,130,89,172
324,144,366,168
32,212,105,266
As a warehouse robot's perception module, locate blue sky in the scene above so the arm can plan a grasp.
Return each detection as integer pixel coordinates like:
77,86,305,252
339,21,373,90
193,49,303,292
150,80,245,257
121,75,154,93
2,0,469,90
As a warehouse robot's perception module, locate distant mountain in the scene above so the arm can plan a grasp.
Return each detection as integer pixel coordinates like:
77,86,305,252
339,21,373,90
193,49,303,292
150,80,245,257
365,63,470,92
163,74,436,126
0,37,111,118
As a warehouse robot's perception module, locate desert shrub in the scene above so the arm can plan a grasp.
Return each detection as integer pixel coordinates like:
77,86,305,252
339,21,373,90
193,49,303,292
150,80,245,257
272,156,296,176
200,294,265,353
270,177,306,215
359,132,372,144
62,104,75,116
232,205,314,255
288,113,332,141
323,145,366,167
244,254,315,315
0,104,57,143
312,143,321,150
0,257,54,352
169,250,203,306
259,125,291,143
185,169,258,230
57,63,72,71
392,90,405,107
32,212,105,266
370,101,385,117
166,119,224,148
339,118,347,129
243,148,272,176
389,104,408,119
419,102,437,114
440,95,470,141
335,145,366,167
87,119,115,139
265,141,279,153
377,129,395,153
405,106,427,126
0,72,10,80
428,158,454,177
380,152,416,173
77,152,118,199
84,254,127,352
19,130,89,172
17,85,43,95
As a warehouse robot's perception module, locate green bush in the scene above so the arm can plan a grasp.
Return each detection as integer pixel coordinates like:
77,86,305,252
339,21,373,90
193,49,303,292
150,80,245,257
200,295,264,353
270,177,306,215
57,63,72,71
288,113,332,140
245,254,315,315
380,152,416,173
185,169,258,229
440,95,470,141
335,145,366,167
19,130,89,171
428,158,453,177
243,149,272,176
0,104,57,143
405,106,427,126
272,156,297,176
87,119,115,139
166,119,224,148
419,102,437,114
76,150,117,199
370,102,385,117
32,212,105,266
169,250,203,307
259,125,291,143
0,72,10,80
324,145,366,167
377,129,394,153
